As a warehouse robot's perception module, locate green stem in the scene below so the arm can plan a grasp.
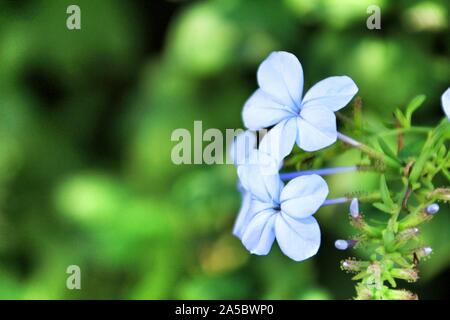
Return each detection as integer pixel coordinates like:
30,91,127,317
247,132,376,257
358,192,382,203
375,127,432,138
337,132,402,169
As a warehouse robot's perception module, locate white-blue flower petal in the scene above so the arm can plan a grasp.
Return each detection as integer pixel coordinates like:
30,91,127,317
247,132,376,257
441,87,450,120
237,151,282,204
242,89,295,130
233,191,253,239
297,106,337,151
280,174,329,219
241,209,277,255
301,76,358,112
229,130,257,166
258,117,297,165
275,213,321,261
257,51,303,112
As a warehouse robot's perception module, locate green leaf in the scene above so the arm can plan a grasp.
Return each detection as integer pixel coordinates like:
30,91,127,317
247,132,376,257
378,137,397,160
379,175,394,207
437,145,447,160
373,202,394,214
383,272,397,288
352,271,368,281
409,147,432,183
394,109,407,128
382,229,396,251
398,139,425,161
443,168,450,181
390,254,413,268
405,95,426,127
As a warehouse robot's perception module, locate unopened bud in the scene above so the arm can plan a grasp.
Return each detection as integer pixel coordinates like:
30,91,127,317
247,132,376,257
415,246,433,259
399,209,433,231
391,268,419,282
341,259,369,272
414,247,433,259
428,188,450,202
335,239,358,250
386,289,418,300
426,203,439,215
355,284,373,300
349,198,360,218
395,228,419,247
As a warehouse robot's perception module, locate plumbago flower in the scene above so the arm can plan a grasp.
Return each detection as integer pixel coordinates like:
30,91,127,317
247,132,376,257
235,150,328,261
243,51,358,159
229,130,333,247
442,87,450,120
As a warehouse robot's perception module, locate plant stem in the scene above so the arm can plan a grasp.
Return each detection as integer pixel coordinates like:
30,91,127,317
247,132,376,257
375,127,432,138
337,132,402,169
322,197,349,206
280,166,358,180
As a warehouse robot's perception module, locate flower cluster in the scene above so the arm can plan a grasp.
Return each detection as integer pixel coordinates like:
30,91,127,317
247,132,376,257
230,51,450,299
231,51,358,261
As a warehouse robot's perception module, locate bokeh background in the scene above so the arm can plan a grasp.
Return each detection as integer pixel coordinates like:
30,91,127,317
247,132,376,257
0,0,449,299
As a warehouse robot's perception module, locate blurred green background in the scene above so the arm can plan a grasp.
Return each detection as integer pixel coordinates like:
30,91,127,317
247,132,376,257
0,0,449,299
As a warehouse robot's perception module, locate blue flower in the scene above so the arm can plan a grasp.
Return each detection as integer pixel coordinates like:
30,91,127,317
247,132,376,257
235,153,329,261
442,87,450,120
242,51,358,158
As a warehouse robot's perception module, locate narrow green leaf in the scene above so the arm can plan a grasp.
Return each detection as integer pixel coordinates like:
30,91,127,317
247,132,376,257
405,95,426,127
378,137,397,160
398,139,424,160
394,109,407,128
352,271,368,281
382,229,395,251
391,254,413,268
379,175,394,207
384,272,397,288
373,202,394,214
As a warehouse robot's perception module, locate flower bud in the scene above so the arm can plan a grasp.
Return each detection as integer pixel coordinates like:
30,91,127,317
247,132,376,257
391,268,419,282
416,246,433,259
386,289,418,300
399,209,433,230
428,188,450,202
394,227,419,248
349,198,360,218
335,240,347,250
341,259,369,272
401,227,419,237
335,239,358,250
355,284,373,300
426,203,439,215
